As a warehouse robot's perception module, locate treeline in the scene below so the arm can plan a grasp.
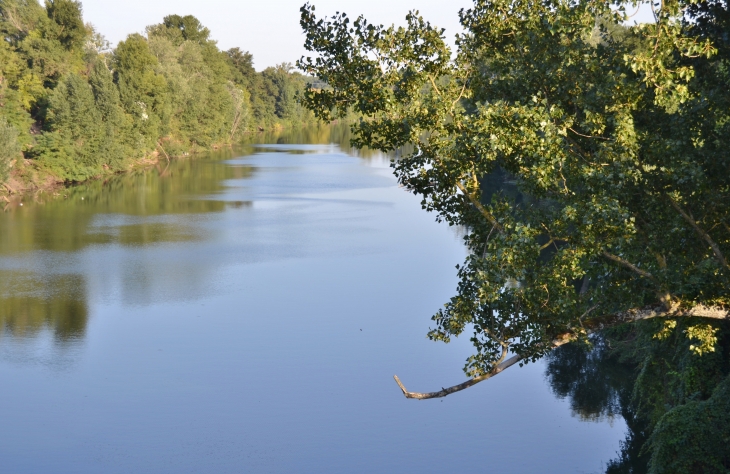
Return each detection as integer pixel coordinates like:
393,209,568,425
0,0,317,184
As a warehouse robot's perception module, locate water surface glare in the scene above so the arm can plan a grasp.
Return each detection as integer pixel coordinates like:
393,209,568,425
0,139,624,473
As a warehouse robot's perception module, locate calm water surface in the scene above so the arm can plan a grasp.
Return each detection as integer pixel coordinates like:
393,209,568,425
0,128,625,473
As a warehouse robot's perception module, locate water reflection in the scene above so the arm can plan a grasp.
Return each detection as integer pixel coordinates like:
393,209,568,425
0,148,257,349
0,126,626,473
0,125,387,349
245,121,410,160
0,271,87,342
0,150,254,254
545,336,650,472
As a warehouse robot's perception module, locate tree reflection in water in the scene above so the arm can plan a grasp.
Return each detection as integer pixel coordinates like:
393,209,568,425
0,272,88,343
545,335,651,473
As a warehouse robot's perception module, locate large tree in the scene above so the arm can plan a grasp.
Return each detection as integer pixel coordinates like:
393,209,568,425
298,0,730,398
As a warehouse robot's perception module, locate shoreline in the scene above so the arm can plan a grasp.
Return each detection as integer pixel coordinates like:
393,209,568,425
0,121,345,209
0,128,289,208
2,149,186,208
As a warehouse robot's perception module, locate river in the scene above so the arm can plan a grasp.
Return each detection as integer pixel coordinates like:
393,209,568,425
0,125,625,473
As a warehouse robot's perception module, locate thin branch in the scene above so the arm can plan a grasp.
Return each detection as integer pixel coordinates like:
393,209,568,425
157,141,171,162
428,75,442,97
567,127,611,141
539,239,555,251
482,223,497,258
450,80,468,112
394,336,572,400
601,251,658,283
484,327,509,347
668,197,730,270
394,354,520,399
626,2,642,19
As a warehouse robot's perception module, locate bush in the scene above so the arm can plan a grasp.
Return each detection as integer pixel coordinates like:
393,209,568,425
648,374,730,473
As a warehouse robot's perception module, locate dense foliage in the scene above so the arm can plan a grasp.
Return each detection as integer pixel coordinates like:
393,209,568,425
0,0,317,183
299,0,729,378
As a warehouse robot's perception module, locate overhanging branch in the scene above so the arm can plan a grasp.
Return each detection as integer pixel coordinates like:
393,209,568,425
394,353,524,400
393,303,729,399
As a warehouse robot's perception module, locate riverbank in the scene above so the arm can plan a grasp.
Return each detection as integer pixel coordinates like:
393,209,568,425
2,148,185,207
0,122,357,209
0,126,282,204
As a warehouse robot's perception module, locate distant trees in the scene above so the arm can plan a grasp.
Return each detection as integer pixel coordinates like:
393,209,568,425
0,3,317,184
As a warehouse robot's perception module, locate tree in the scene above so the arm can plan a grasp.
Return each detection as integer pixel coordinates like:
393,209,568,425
87,59,133,169
35,72,104,180
147,17,236,148
0,4,318,186
113,33,169,150
161,14,210,44
44,0,86,50
261,63,313,125
298,0,730,399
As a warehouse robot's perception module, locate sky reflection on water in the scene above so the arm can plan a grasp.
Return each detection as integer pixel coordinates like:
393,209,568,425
0,127,625,473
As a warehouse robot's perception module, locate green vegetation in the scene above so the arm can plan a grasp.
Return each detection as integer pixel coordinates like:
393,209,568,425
300,0,729,470
0,0,317,185
546,321,730,472
0,117,20,182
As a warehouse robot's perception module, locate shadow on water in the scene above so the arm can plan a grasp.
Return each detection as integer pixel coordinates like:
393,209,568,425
545,336,650,473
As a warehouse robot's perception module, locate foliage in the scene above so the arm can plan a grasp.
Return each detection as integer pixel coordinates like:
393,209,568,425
36,72,105,179
0,117,20,182
546,320,730,473
0,2,319,184
647,374,730,473
298,0,730,378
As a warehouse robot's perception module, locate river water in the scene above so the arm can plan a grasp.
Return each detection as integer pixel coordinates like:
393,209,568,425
0,126,625,473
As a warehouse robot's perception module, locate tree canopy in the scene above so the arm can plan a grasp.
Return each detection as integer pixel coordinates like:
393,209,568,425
298,0,729,398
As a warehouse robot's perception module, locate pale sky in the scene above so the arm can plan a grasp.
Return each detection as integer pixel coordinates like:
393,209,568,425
79,0,655,71
79,0,474,70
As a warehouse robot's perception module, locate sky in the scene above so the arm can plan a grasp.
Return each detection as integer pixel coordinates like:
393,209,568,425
79,0,474,70
79,0,656,71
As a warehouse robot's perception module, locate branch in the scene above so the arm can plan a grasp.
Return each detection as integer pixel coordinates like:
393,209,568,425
393,303,728,399
668,197,730,270
394,336,572,399
428,75,442,97
454,181,504,233
451,80,468,112
567,127,611,140
394,353,523,400
601,251,659,284
157,141,170,162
